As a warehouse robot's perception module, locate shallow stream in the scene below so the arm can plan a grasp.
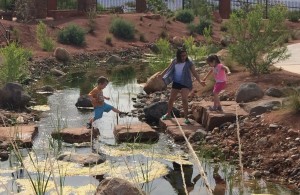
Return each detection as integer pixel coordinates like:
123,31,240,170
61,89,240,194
0,69,298,195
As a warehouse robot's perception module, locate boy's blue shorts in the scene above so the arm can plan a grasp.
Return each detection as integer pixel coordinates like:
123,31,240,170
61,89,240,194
94,103,113,120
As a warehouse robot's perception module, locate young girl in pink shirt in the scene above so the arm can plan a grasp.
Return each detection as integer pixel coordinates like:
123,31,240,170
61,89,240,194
203,55,231,111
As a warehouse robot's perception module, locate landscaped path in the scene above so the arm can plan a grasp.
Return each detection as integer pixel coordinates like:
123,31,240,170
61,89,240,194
274,43,300,74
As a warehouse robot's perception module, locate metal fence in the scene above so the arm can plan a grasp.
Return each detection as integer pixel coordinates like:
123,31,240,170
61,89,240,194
202,0,300,11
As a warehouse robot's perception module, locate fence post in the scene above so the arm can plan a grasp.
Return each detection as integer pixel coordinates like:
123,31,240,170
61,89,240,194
219,0,231,19
136,0,147,13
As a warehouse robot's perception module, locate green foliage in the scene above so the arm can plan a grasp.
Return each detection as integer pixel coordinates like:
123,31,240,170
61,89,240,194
87,8,97,33
139,33,146,42
36,21,55,51
183,36,207,63
227,5,290,75
175,9,195,23
287,11,300,22
96,3,105,13
0,42,31,84
289,91,300,113
58,24,85,46
57,0,77,10
185,0,213,19
149,38,173,73
105,35,112,45
0,0,14,10
196,19,213,35
147,0,167,13
109,18,135,40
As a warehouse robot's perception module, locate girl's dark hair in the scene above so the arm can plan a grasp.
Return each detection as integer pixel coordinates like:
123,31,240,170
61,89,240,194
176,47,189,63
97,76,109,84
206,54,220,64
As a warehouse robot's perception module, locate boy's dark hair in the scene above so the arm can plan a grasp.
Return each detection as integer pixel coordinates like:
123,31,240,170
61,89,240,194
206,54,221,64
97,76,109,84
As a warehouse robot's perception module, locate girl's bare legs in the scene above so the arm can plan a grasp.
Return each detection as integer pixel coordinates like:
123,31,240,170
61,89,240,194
181,88,190,119
165,88,180,116
213,92,222,109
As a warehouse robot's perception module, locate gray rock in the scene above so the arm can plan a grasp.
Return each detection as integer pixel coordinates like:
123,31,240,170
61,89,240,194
265,87,284,97
235,82,264,103
57,153,105,166
50,68,66,77
106,55,122,64
75,95,93,108
54,47,71,62
95,177,144,195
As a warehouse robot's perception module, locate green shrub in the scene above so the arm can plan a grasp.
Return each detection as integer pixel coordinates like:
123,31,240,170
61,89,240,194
87,8,97,33
58,24,85,46
289,91,300,113
36,21,55,51
139,34,146,42
105,35,112,45
195,19,212,35
0,42,32,84
183,36,207,63
287,11,300,22
149,38,173,73
227,5,289,75
109,18,135,40
175,9,195,23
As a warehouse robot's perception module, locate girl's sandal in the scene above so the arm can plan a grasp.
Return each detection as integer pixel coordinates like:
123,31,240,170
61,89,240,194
161,114,172,120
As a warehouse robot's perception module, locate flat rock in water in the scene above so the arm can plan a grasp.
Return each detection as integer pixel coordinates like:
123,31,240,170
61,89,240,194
114,123,159,143
51,127,100,143
159,118,205,141
0,125,38,147
57,153,105,166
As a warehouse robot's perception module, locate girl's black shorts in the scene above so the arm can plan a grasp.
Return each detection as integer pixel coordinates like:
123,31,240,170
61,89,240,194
172,82,188,89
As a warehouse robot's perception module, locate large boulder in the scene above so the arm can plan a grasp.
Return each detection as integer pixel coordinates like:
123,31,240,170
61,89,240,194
235,82,264,103
143,72,167,94
106,55,122,65
265,87,284,97
53,47,71,62
143,101,180,124
75,95,93,108
95,177,144,195
0,83,31,110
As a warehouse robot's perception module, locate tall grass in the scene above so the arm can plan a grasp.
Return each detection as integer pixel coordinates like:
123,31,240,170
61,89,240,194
289,91,300,113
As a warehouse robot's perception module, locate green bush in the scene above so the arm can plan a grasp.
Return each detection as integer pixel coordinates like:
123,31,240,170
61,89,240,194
195,19,212,35
287,11,300,22
36,21,55,51
0,42,32,84
175,9,195,23
105,35,112,45
227,5,289,75
58,24,85,46
109,18,135,40
289,91,300,113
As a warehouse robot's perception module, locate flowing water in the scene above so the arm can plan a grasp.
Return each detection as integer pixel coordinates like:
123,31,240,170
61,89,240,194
0,69,298,194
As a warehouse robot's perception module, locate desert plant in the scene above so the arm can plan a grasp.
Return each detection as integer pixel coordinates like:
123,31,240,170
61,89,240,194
105,35,112,45
109,18,135,40
36,21,55,51
58,24,85,46
147,0,167,13
0,42,31,84
139,33,146,42
149,38,173,73
289,91,300,113
14,0,35,22
287,10,300,23
87,8,97,33
183,36,207,63
195,19,213,35
184,0,213,19
227,5,290,75
175,9,195,23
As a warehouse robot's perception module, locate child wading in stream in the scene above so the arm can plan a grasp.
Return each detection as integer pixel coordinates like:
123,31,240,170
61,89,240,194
86,76,128,129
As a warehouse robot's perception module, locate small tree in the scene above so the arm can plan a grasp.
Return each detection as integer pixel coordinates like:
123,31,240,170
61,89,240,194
227,5,290,75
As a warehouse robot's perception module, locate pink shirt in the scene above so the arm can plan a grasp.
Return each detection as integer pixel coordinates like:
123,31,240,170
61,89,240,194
213,63,227,82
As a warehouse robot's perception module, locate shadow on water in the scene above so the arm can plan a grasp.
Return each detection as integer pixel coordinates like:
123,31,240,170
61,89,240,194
0,63,299,194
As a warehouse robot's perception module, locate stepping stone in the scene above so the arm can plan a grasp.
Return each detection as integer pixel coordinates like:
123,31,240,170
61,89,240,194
192,100,248,131
159,118,206,142
0,125,38,147
114,123,159,143
51,127,100,143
